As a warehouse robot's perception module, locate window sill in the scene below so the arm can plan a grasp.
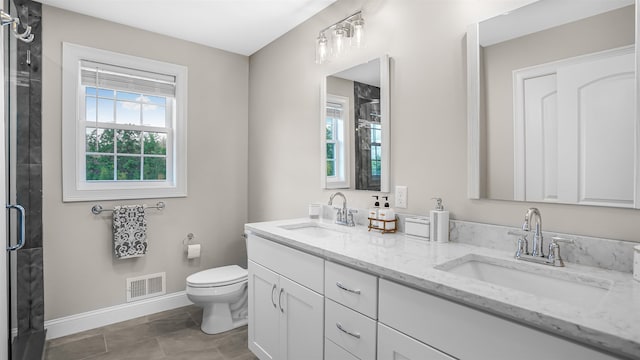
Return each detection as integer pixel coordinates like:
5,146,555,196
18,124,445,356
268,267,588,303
62,186,187,202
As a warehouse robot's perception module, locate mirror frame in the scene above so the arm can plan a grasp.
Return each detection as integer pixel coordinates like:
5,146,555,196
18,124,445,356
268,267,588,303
466,3,640,208
320,54,390,193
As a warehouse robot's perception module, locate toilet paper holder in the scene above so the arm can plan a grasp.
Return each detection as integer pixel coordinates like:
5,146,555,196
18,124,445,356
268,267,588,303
183,233,195,245
183,233,201,259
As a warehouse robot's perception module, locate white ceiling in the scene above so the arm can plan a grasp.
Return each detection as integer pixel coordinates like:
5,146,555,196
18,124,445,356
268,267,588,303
36,0,337,56
332,58,380,87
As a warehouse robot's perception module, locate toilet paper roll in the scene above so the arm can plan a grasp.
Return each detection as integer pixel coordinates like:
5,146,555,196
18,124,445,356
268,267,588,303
187,244,201,259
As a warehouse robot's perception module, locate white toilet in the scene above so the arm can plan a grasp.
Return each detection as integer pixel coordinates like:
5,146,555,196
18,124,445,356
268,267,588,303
186,265,248,334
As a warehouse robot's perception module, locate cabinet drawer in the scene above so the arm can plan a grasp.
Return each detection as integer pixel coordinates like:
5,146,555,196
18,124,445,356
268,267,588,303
325,299,376,360
247,234,324,293
325,261,378,318
378,323,454,360
379,279,620,360
325,339,360,360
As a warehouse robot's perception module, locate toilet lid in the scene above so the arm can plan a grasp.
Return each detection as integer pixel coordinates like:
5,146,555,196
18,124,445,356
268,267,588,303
187,265,247,287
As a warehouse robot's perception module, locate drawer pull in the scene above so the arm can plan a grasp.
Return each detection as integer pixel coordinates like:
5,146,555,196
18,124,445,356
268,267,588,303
336,282,361,294
279,288,285,313
271,284,277,308
336,322,361,339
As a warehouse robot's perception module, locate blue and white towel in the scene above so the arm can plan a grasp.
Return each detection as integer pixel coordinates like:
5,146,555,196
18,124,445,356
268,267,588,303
113,205,147,259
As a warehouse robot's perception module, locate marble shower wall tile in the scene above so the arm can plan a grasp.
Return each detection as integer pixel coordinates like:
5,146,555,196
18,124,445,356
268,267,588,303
29,248,44,330
14,0,44,336
450,220,637,273
16,250,31,335
16,248,44,332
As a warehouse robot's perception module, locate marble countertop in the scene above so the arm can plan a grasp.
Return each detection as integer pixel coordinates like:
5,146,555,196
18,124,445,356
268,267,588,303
245,218,640,359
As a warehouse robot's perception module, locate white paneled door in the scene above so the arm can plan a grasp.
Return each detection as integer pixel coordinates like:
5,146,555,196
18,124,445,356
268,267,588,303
522,74,558,202
557,51,635,207
515,48,635,207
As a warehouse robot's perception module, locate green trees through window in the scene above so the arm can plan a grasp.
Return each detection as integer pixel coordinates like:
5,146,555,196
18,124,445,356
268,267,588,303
85,128,167,181
84,86,169,182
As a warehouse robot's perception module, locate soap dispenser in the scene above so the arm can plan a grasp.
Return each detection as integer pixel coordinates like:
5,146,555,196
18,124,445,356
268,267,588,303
369,196,380,227
378,196,396,231
429,197,450,242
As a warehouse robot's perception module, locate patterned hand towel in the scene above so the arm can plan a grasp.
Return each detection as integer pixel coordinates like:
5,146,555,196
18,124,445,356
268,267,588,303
113,205,147,259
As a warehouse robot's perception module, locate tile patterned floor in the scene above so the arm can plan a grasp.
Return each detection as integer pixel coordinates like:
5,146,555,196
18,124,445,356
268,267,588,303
44,305,257,360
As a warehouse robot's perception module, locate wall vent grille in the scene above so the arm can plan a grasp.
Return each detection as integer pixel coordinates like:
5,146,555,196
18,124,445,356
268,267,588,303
126,272,166,302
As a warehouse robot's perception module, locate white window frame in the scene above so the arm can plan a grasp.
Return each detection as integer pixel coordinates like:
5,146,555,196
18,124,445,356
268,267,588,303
323,94,350,189
62,42,188,201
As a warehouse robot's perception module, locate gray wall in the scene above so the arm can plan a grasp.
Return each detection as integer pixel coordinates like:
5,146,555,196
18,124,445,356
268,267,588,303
483,5,635,199
248,0,640,242
42,6,249,320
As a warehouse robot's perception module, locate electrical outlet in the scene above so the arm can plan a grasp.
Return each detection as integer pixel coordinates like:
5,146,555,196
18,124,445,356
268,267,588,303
395,186,408,208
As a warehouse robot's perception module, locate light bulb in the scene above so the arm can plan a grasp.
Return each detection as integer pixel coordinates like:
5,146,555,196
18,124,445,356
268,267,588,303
333,25,347,56
352,18,364,48
316,33,328,64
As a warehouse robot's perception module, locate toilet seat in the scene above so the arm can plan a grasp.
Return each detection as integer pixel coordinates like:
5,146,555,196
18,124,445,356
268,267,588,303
187,265,248,288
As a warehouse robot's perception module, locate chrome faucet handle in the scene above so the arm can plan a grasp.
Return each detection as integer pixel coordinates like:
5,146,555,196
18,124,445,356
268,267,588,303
508,230,529,257
547,237,575,267
346,209,357,227
333,207,343,222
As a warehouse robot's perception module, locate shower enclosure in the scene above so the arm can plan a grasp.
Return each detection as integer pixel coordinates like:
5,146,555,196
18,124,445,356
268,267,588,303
3,0,44,359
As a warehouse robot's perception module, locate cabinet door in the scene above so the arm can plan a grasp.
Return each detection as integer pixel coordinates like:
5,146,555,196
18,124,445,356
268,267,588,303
378,323,454,360
248,261,280,360
279,276,324,360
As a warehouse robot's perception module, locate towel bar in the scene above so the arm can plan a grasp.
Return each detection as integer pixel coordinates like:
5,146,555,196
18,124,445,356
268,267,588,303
91,201,166,215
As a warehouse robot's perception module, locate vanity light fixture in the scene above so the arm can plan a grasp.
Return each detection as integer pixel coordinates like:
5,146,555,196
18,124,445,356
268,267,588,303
315,10,364,64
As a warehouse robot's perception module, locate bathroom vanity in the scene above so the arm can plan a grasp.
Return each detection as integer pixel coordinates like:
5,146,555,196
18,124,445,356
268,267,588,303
245,219,640,360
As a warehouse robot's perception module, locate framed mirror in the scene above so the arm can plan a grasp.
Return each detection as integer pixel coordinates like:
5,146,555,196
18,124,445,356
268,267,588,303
467,0,639,208
320,55,390,192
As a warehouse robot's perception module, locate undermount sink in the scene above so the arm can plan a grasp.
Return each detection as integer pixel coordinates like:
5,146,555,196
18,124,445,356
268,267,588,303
435,254,612,308
279,222,347,238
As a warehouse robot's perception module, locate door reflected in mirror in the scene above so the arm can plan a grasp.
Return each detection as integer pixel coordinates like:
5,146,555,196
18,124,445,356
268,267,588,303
468,0,637,208
321,55,389,192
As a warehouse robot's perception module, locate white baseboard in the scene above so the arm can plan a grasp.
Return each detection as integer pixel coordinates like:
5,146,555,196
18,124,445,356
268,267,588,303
44,291,192,340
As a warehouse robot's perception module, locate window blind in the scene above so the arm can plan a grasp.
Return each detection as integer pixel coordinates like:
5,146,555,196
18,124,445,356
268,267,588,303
327,102,343,119
81,60,176,97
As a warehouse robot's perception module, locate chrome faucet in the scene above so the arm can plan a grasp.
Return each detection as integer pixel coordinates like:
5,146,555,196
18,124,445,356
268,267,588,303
508,208,574,267
328,192,356,226
523,208,544,257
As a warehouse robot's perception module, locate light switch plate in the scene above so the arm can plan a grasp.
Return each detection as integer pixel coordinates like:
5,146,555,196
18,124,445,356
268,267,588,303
395,186,408,208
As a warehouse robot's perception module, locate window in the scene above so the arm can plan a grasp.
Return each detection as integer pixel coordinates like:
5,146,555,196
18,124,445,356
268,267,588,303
63,43,187,201
370,123,381,177
325,95,349,188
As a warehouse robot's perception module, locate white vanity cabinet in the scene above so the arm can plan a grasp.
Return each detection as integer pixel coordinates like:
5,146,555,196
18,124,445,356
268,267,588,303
246,229,626,360
247,234,324,360
378,279,621,360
